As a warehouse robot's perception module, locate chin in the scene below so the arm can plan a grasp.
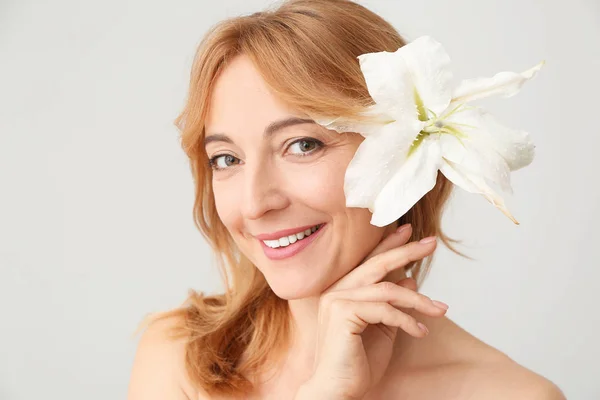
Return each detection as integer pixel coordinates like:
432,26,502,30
263,271,329,300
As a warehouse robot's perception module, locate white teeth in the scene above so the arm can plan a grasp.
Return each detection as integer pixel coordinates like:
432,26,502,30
278,236,290,247
264,239,280,248
262,225,321,249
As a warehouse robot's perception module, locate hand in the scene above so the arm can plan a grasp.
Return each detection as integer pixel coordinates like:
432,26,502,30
298,224,449,400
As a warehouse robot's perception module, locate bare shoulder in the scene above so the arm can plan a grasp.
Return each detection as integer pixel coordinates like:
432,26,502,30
375,315,565,399
127,314,205,400
440,317,565,399
382,357,566,400
430,317,566,399
466,358,566,400
378,348,565,400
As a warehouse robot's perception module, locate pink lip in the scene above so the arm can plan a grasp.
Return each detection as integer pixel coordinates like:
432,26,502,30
255,224,321,241
260,224,326,260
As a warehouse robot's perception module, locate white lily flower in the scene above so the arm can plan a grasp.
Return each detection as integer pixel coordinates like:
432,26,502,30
313,36,544,227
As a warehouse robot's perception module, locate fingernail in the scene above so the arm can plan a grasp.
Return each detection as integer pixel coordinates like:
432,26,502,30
417,322,429,334
419,236,436,244
396,223,411,233
431,300,449,310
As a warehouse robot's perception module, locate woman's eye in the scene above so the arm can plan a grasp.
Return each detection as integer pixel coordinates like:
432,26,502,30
209,154,239,171
288,138,322,156
209,139,322,171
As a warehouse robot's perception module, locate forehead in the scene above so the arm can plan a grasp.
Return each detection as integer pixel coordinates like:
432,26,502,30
205,54,298,134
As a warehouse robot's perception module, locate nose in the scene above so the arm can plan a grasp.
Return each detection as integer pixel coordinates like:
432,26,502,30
240,158,289,221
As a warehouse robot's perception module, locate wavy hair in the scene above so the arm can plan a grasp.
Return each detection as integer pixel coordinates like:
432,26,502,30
145,0,465,397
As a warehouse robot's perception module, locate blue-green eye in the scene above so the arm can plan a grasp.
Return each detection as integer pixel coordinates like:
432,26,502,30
208,138,323,172
288,138,322,155
208,154,239,171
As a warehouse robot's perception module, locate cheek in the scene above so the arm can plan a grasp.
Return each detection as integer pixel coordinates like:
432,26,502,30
288,158,347,213
289,156,386,267
212,178,256,258
344,208,386,258
211,178,240,230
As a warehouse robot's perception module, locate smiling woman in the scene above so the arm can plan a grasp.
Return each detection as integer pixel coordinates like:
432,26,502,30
126,1,564,399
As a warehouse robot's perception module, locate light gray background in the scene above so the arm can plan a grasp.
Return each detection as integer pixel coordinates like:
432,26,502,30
1,0,598,399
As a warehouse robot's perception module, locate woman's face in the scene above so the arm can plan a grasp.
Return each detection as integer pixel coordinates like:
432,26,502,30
205,55,394,299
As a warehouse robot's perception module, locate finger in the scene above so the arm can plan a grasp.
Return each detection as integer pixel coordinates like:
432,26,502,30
322,281,447,317
395,278,420,313
397,278,417,292
363,223,413,261
329,299,428,338
331,238,437,291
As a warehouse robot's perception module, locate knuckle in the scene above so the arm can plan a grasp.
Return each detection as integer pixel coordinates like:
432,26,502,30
405,242,422,261
377,281,397,295
378,258,398,276
396,286,421,307
389,308,409,327
418,293,433,306
368,251,385,265
393,249,411,267
399,313,418,330
380,302,396,318
409,292,426,307
367,254,387,275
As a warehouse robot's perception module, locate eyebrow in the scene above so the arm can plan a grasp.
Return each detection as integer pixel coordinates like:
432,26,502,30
204,117,317,146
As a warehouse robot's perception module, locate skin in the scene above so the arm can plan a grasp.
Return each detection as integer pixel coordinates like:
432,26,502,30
206,56,428,393
127,54,566,400
203,54,421,394
204,58,394,302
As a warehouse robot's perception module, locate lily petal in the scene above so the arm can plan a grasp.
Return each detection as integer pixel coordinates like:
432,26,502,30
311,104,394,137
357,35,454,120
440,158,519,224
344,119,424,210
439,121,513,195
451,60,545,104
445,107,535,173
356,49,421,121
370,136,442,227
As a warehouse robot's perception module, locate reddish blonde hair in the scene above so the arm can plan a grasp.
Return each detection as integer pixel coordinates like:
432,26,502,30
148,0,464,397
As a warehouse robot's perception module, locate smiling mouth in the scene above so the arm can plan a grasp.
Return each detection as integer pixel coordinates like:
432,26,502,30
261,223,324,248
259,223,326,261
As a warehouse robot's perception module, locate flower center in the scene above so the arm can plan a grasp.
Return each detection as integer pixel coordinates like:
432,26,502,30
407,98,471,156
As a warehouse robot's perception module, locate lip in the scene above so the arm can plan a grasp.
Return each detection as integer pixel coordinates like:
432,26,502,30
259,223,326,261
255,224,322,241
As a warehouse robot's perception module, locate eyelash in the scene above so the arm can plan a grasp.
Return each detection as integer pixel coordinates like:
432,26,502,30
207,137,324,172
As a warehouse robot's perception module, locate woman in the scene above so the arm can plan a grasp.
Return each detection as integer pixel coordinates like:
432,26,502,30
128,0,565,398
